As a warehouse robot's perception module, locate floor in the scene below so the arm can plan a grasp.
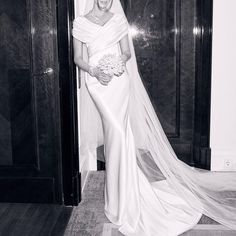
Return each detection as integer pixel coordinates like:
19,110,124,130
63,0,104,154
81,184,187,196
0,202,72,235
64,171,236,236
0,171,235,236
64,171,109,236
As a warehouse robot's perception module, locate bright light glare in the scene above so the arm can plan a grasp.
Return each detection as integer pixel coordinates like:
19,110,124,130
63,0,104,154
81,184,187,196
193,26,201,35
129,25,144,38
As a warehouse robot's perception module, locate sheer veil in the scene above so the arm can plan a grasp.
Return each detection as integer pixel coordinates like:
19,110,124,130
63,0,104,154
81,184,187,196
75,0,236,229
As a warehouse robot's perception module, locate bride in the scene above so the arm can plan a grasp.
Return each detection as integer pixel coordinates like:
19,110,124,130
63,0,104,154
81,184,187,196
72,0,236,235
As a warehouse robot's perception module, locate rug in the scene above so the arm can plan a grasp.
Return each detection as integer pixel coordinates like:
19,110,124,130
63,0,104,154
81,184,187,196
64,171,236,236
102,223,236,236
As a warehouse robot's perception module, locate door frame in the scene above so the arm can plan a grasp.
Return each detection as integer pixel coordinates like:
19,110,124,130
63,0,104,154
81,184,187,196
57,0,81,205
56,0,214,206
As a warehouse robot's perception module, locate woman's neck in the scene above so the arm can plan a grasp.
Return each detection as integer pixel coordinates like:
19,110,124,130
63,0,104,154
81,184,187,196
92,5,108,17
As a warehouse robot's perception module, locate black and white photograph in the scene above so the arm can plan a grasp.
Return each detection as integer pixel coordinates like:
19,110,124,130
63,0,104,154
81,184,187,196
0,0,236,235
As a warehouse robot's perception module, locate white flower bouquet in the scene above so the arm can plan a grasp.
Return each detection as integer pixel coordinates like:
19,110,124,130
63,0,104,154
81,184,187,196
97,54,125,77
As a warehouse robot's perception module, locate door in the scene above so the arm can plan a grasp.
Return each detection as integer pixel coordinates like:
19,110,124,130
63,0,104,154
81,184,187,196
0,0,63,203
117,0,212,169
121,0,194,165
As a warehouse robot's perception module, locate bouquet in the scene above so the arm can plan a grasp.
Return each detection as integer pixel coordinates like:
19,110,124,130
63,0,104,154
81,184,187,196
97,54,125,77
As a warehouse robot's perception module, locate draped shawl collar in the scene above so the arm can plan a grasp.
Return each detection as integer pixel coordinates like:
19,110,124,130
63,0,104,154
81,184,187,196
72,13,129,57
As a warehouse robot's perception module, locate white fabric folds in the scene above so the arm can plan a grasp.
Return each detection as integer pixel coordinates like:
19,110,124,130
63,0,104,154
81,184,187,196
72,0,236,235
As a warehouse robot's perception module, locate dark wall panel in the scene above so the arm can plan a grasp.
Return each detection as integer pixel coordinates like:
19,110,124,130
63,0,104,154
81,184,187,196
121,0,198,164
124,0,178,136
0,0,35,165
0,0,63,203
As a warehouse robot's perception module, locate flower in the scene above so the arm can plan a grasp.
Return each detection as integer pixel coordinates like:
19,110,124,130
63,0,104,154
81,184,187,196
97,54,125,77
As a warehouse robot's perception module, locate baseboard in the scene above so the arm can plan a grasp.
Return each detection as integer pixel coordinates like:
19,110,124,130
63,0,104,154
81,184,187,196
0,177,54,203
211,152,236,171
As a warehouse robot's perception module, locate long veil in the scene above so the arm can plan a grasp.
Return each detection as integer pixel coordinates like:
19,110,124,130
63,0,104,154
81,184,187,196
75,0,236,230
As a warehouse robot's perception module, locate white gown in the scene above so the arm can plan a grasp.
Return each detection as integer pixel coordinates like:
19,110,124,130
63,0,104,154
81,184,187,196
73,14,203,236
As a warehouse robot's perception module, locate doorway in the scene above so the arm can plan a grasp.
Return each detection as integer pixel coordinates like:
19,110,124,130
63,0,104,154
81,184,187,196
59,0,213,205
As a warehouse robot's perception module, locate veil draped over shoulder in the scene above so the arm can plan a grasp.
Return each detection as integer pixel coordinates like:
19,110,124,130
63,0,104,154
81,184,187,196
73,0,236,230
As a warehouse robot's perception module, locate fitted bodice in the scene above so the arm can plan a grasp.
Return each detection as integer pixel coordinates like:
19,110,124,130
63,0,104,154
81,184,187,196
72,13,129,61
88,44,121,67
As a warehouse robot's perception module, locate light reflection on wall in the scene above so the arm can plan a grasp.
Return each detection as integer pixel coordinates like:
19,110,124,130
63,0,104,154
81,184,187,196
129,24,150,48
193,26,201,35
129,24,177,42
129,25,145,38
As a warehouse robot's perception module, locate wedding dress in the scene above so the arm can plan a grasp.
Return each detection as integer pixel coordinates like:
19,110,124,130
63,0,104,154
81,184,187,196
72,0,236,235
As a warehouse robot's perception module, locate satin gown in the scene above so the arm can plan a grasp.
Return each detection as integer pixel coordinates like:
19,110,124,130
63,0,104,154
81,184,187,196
72,13,202,236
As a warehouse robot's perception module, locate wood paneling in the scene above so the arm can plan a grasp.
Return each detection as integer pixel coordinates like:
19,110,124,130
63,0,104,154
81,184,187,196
0,0,63,203
119,0,212,167
0,0,32,165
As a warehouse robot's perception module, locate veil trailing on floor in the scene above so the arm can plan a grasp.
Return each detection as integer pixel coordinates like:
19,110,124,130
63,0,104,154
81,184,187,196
75,0,236,230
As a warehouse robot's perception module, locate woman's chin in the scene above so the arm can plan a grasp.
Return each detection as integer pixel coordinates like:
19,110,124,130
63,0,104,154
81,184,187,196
99,7,108,12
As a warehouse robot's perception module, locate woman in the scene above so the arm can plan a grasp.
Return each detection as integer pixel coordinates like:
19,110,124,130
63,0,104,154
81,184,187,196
72,0,236,235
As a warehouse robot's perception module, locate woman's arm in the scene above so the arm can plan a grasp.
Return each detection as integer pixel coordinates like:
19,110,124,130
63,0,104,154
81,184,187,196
119,34,131,63
73,38,112,85
73,38,92,74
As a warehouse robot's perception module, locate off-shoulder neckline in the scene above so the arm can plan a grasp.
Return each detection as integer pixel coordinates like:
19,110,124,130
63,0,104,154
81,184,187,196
83,13,116,27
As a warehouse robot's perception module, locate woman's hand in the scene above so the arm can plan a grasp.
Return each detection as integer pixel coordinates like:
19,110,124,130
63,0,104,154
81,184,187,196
89,66,113,86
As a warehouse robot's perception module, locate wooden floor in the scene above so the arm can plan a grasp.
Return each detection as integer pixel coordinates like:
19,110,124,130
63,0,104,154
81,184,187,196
0,203,73,236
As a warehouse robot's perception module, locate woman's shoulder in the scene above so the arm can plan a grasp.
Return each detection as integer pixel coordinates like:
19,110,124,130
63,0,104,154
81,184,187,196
112,13,128,26
113,13,126,20
72,15,91,43
72,15,89,31
73,15,85,24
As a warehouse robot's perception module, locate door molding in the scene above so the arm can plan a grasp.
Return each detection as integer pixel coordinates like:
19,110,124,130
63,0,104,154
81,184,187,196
193,0,213,170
